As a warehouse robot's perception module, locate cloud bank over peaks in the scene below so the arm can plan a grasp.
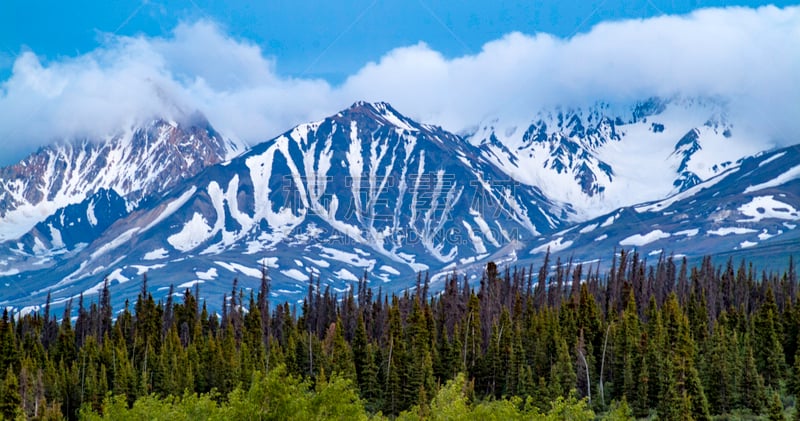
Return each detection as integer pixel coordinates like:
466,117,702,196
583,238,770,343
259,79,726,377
340,5,800,138
0,21,340,164
1,6,798,165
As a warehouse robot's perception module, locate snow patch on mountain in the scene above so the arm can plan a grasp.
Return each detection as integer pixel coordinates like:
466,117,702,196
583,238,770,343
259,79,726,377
635,167,735,213
744,164,800,193
282,269,309,281
128,264,165,275
531,237,572,254
758,152,786,167
619,230,671,246
707,227,758,236
89,228,139,260
737,195,799,222
196,267,218,281
215,261,263,278
168,213,214,252
178,280,204,289
143,248,169,260
334,268,360,282
86,200,98,226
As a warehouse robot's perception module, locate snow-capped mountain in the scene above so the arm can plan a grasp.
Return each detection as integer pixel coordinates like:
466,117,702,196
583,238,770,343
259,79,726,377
467,97,767,220
2,98,797,315
0,102,563,313
526,144,800,267
0,117,243,242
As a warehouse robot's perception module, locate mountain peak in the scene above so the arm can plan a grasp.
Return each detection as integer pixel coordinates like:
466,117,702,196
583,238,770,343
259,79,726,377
341,101,419,131
349,100,393,111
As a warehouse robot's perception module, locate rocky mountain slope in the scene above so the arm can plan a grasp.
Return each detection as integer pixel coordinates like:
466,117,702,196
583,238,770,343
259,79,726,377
0,117,243,242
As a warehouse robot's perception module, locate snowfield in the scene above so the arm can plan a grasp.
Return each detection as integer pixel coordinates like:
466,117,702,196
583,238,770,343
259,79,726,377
707,227,757,236
737,195,799,222
619,230,671,246
532,237,573,254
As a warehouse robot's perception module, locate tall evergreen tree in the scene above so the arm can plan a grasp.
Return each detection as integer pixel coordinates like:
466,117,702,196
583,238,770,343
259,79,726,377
755,287,786,388
659,293,711,421
768,390,786,421
0,368,22,420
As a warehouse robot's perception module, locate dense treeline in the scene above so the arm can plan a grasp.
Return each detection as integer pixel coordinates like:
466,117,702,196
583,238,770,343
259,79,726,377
1,249,800,419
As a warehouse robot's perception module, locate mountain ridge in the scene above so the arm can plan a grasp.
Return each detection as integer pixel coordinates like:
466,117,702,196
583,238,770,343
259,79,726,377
1,98,796,315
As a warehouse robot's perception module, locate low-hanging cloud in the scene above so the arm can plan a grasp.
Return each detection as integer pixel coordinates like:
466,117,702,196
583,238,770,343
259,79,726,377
1,5,798,165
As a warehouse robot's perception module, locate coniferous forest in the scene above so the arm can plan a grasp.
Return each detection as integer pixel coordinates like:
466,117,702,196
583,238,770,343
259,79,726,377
2,250,800,420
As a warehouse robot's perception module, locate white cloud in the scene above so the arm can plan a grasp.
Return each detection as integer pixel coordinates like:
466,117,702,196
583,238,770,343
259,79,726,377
340,5,800,138
1,6,799,165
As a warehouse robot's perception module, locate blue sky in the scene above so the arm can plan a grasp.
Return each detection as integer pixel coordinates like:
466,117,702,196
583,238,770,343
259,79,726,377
0,1,798,165
1,0,793,82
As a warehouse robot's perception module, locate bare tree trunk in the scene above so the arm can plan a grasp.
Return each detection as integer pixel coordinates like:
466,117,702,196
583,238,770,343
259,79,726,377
599,323,612,407
463,313,472,369
578,350,591,405
387,336,393,385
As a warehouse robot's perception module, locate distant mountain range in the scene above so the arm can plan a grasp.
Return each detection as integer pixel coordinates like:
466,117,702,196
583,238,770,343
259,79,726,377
1,98,796,314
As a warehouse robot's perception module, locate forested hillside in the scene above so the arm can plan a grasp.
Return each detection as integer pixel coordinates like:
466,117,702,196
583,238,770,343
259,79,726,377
1,249,799,420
